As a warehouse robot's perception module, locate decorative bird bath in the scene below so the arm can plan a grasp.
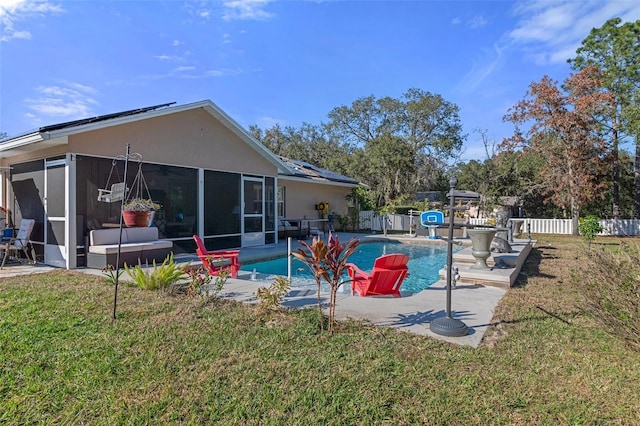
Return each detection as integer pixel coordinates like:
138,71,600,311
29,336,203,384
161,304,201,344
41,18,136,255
467,227,497,270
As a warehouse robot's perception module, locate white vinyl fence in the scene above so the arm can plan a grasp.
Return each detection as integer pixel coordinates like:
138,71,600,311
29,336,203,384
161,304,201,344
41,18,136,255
358,210,640,236
469,218,574,235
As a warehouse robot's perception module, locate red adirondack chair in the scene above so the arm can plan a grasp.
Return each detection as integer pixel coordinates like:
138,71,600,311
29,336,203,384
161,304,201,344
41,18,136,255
346,253,409,297
193,234,241,278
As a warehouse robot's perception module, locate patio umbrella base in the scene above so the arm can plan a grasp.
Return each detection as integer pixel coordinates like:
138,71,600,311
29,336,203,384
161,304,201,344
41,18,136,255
430,316,468,337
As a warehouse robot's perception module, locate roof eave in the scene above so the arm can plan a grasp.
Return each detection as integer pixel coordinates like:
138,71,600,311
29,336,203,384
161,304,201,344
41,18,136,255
0,132,45,155
278,174,361,188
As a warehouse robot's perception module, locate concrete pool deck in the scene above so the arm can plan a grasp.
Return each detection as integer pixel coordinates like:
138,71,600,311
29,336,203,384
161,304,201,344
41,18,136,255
208,233,535,347
0,232,534,348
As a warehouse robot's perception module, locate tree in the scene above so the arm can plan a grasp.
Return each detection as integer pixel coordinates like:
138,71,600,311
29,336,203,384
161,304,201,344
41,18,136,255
248,122,351,175
326,88,464,206
454,128,545,217
624,88,640,216
569,18,640,218
502,68,613,234
249,88,462,208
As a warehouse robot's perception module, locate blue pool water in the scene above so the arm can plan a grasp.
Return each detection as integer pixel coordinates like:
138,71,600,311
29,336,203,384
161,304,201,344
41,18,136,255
242,241,459,294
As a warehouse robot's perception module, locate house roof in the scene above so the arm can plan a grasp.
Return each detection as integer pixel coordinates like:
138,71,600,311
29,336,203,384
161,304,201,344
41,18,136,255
37,102,177,133
277,157,360,187
0,100,361,187
0,100,295,175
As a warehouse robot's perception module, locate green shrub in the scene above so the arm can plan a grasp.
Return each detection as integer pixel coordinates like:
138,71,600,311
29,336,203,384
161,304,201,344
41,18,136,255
256,276,291,312
579,215,602,249
124,253,187,290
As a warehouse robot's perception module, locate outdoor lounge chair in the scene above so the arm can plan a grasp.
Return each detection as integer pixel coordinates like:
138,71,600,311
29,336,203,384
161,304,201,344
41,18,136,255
0,218,36,269
346,253,409,297
193,234,241,278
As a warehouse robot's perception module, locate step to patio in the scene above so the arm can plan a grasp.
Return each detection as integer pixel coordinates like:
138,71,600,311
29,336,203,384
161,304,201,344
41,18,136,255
439,239,535,289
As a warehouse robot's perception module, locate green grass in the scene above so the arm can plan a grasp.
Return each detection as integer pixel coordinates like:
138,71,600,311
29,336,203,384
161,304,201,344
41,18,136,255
1,235,639,424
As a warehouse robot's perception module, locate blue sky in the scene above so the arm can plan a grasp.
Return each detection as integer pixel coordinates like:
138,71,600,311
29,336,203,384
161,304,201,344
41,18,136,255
1,0,639,161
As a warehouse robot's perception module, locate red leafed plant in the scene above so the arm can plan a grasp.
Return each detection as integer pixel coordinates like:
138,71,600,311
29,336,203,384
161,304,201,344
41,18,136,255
291,232,359,333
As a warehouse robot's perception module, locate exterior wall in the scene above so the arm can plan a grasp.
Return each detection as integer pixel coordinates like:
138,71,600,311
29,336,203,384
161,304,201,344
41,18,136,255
66,108,277,176
0,105,361,268
280,179,352,219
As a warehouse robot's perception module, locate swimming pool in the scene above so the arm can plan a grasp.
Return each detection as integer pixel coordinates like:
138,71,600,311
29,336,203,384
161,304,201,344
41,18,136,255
242,241,459,294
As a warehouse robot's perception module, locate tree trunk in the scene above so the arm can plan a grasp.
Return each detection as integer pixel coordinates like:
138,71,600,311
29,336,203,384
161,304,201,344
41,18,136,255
612,127,620,219
328,287,337,334
635,138,640,218
571,198,580,236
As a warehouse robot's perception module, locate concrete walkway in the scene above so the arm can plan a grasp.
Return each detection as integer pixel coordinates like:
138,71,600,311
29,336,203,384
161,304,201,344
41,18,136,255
211,268,507,347
0,233,533,348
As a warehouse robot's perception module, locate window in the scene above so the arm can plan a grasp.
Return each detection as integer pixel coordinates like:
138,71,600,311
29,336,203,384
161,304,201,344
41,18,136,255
277,185,285,218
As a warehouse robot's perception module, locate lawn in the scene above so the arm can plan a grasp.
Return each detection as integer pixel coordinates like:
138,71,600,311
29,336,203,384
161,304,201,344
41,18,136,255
1,235,639,424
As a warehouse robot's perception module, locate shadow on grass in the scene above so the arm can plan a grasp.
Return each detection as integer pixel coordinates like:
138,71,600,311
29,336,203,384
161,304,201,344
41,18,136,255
512,247,554,288
477,307,579,329
593,241,624,247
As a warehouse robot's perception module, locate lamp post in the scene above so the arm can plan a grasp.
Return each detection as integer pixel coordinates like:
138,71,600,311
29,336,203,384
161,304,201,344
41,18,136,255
430,176,469,337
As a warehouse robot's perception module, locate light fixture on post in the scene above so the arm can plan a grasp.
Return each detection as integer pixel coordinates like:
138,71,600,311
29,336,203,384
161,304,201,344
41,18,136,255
430,175,469,337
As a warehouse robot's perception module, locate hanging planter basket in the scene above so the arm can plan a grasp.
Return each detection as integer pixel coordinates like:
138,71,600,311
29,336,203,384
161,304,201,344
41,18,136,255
122,210,155,228
120,162,160,228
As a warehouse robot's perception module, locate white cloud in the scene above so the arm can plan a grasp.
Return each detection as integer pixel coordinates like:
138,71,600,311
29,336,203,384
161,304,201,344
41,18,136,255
172,39,183,47
508,0,640,65
154,54,184,61
180,68,243,79
450,14,488,29
222,0,273,21
24,83,98,124
456,44,506,93
468,15,489,29
173,65,196,72
141,65,243,81
0,0,63,42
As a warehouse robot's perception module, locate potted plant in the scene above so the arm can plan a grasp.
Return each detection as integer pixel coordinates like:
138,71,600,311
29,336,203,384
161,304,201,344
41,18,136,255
122,198,160,227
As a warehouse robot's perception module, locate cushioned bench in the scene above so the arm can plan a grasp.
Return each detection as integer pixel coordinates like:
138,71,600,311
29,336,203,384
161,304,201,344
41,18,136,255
87,227,173,269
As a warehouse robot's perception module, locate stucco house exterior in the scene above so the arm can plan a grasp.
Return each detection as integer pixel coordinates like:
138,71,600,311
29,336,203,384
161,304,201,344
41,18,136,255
0,100,359,269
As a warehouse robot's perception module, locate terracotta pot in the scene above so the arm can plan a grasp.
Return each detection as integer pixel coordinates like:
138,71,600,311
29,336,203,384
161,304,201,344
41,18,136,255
122,210,154,227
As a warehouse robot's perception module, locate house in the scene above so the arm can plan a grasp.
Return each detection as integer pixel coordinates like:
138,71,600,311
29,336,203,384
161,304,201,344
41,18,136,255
0,100,360,269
